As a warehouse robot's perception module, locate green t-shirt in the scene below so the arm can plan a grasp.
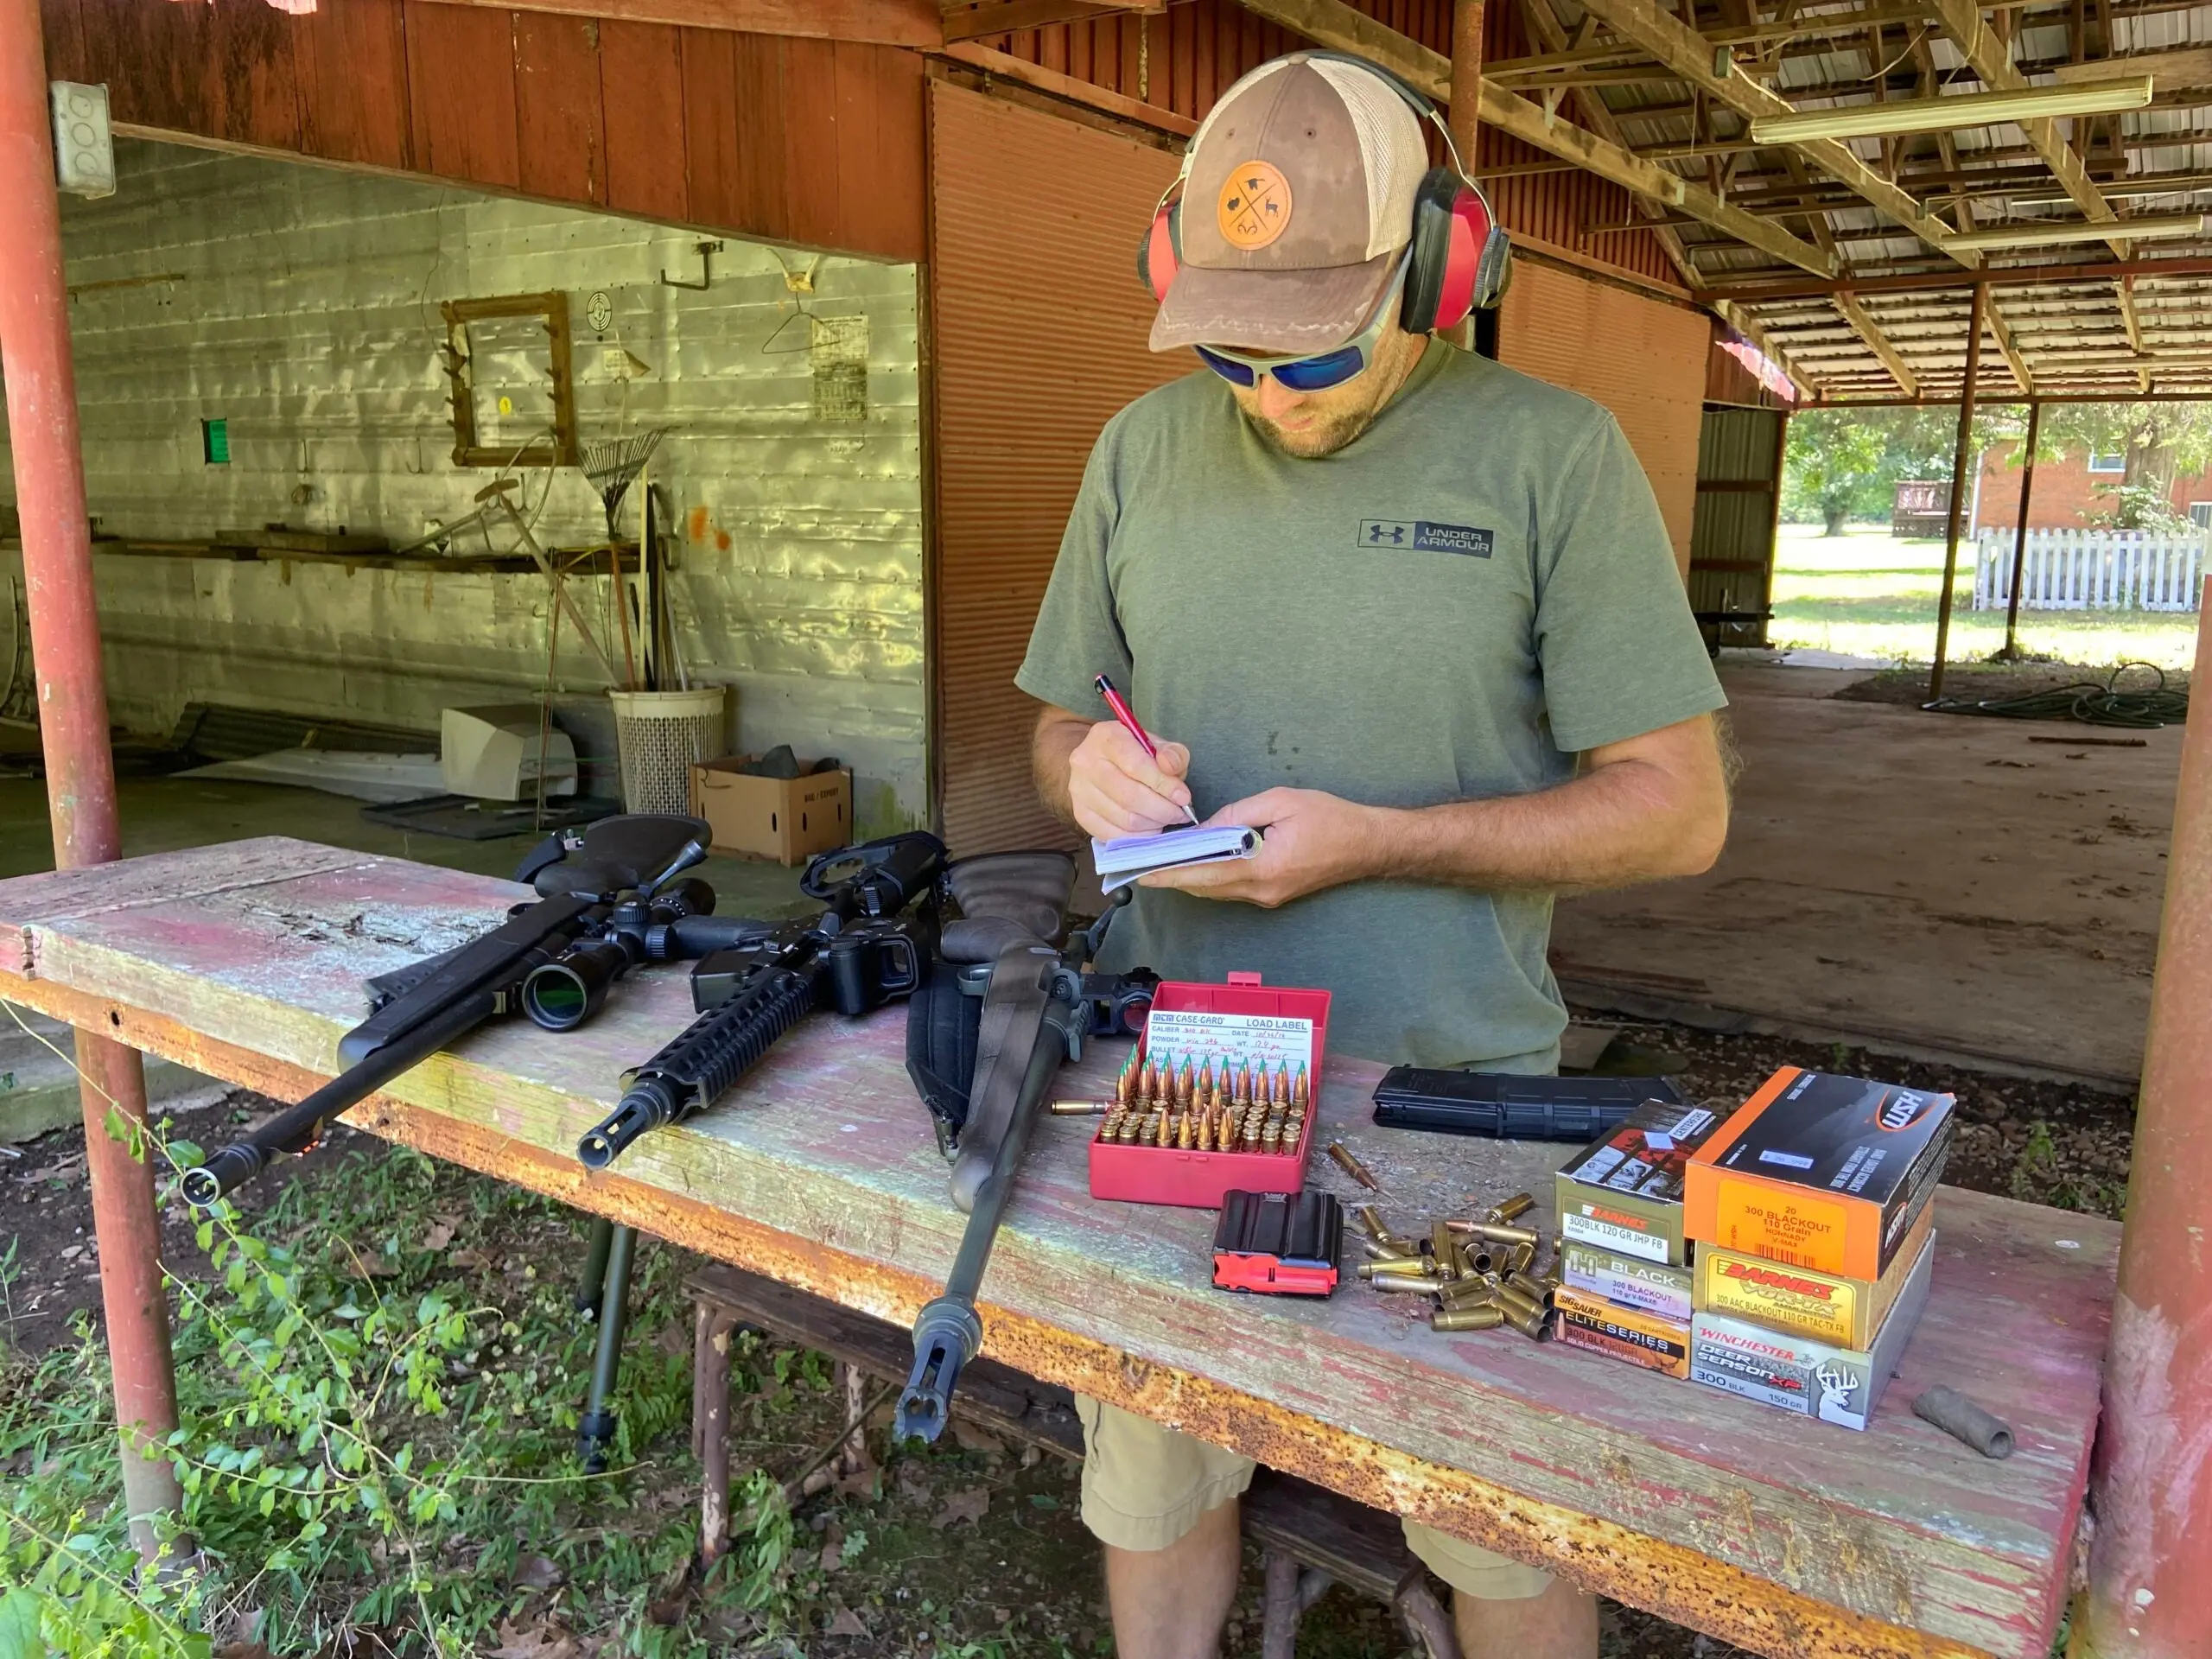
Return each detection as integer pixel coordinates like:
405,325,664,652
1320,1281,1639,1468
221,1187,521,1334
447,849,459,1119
1015,341,1726,1071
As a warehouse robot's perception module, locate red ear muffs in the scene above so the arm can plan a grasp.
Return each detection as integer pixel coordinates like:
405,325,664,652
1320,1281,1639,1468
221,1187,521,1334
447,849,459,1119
1402,167,1508,334
1136,193,1182,301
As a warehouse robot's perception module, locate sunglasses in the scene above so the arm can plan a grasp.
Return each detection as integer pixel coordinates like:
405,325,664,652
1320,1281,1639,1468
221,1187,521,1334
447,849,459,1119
1195,256,1411,394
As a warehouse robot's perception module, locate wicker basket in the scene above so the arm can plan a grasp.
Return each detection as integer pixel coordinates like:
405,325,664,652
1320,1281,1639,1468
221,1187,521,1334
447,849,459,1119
609,687,728,816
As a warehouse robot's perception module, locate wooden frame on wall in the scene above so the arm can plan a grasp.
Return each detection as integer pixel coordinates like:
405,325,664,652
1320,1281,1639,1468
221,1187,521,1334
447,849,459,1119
439,292,581,469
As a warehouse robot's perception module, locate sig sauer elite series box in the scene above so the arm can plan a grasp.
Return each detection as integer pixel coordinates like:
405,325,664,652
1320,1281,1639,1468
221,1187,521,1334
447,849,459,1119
1561,1239,1694,1325
1555,1287,1691,1378
1554,1099,1726,1267
1695,1193,1936,1349
1685,1068,1955,1281
1690,1231,1934,1431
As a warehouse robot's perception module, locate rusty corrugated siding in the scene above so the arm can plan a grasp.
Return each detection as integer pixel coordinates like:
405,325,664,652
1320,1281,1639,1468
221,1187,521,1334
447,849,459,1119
928,82,1185,855
1498,260,1708,574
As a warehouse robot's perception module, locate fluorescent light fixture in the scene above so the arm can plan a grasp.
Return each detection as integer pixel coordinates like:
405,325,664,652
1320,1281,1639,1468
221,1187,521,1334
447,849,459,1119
1750,76,2152,144
1944,213,2208,250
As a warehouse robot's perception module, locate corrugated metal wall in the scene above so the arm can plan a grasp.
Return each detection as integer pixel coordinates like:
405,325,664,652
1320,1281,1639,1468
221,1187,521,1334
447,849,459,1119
0,140,927,829
39,0,929,264
928,82,1184,855
979,0,1679,289
1689,406,1786,645
1497,260,1708,573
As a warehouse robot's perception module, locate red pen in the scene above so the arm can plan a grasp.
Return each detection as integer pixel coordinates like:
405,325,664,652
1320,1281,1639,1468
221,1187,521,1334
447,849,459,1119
1095,674,1199,825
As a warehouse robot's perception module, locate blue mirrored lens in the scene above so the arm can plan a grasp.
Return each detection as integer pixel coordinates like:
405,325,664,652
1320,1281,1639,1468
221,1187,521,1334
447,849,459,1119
1272,346,1367,392
1195,346,1255,387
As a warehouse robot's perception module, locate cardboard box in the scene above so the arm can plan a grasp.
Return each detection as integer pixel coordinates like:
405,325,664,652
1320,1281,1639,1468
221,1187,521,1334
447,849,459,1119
1689,1231,1934,1432
1686,1068,1955,1281
1554,1098,1728,1267
690,757,851,865
1555,1287,1691,1378
1560,1239,1694,1325
1695,1190,1936,1350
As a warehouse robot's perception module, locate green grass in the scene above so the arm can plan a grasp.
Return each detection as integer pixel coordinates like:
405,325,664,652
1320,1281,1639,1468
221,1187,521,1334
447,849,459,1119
1769,523,2204,668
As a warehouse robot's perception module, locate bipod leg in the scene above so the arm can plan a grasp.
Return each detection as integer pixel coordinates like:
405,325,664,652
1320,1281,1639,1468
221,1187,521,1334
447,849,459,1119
577,1222,637,1473
575,1217,615,1321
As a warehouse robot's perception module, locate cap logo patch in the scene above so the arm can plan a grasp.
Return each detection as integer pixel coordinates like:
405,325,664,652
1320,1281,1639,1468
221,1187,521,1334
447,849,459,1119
1217,159,1294,251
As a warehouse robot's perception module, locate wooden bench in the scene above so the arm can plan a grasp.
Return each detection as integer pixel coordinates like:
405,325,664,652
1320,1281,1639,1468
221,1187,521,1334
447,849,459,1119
683,1262,1459,1659
0,837,2120,1659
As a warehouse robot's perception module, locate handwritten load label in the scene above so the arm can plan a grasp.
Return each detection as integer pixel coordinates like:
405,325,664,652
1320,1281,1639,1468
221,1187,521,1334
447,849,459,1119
1141,1010,1313,1077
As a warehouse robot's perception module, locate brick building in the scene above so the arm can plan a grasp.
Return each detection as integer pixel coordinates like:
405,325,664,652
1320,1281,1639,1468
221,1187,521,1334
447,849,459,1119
1976,441,2212,532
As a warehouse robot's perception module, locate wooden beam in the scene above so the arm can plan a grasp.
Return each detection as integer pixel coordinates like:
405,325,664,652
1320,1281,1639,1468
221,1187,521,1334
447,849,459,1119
1713,296,1825,397
938,41,1197,133
1572,0,1977,265
1710,250,2212,298
1232,0,1835,275
942,0,1160,42
440,0,944,46
2116,274,2146,350
1986,300,2036,391
2050,41,2212,92
1834,292,1922,392
1925,0,2128,255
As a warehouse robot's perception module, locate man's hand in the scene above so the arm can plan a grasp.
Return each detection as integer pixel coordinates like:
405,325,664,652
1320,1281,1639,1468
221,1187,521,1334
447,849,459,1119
1141,788,1381,908
1036,709,1193,840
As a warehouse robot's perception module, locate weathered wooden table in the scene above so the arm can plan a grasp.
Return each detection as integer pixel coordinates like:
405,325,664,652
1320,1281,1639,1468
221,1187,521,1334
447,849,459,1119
0,838,2115,1659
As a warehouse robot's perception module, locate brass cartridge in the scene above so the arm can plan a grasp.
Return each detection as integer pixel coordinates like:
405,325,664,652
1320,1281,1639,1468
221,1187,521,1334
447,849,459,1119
1464,1248,1497,1277
1436,1277,1497,1307
1463,1220,1539,1248
1371,1274,1449,1294
1178,1113,1196,1151
1499,1299,1552,1340
1495,1283,1546,1324
1359,1257,1439,1280
1489,1192,1536,1224
1505,1241,1537,1275
1354,1205,1391,1242
1051,1099,1112,1116
1327,1142,1382,1192
1293,1062,1310,1106
1197,1059,1214,1099
1433,1305,1505,1332
1506,1271,1555,1307
1431,1223,1459,1274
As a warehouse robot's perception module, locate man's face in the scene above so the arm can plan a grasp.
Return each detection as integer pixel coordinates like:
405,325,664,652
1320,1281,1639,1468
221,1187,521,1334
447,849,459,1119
1224,320,1428,459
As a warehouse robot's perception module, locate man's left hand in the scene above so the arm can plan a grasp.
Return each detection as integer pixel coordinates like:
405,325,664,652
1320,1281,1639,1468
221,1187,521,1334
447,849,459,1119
1140,787,1382,908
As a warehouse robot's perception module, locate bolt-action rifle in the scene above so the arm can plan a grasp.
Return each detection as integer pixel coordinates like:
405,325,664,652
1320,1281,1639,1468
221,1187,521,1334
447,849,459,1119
894,860,1154,1443
181,814,761,1208
575,831,948,1169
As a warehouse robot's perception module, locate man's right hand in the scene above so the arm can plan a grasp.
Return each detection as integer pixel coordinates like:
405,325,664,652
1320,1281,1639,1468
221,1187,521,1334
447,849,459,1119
1044,714,1193,840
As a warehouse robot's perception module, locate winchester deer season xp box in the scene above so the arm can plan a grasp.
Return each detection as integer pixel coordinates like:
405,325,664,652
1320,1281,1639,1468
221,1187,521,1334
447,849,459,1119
1690,1231,1935,1431
1686,1068,1955,1281
1554,1099,1726,1268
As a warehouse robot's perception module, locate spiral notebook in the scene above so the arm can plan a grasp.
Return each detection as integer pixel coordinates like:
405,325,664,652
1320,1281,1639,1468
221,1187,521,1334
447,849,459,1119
1091,824,1259,894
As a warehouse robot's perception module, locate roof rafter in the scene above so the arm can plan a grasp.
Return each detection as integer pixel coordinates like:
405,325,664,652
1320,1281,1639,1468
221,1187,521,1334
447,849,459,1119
1834,292,1923,391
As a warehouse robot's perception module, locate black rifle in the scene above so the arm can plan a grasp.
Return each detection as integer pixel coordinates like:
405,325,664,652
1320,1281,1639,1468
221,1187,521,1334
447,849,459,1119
181,814,757,1208
575,831,948,1169
895,864,1153,1443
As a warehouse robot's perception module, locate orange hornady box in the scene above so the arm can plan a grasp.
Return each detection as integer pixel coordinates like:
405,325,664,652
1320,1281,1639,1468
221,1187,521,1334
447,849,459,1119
1686,1067,1955,1281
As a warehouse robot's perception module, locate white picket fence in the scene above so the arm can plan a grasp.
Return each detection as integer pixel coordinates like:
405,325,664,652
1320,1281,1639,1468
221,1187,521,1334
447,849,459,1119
1973,529,2207,613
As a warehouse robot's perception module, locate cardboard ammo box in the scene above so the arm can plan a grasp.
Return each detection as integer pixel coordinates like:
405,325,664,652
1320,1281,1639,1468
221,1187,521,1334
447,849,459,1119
1686,1068,1955,1281
1560,1239,1694,1325
690,756,851,865
1690,1230,1934,1432
1554,1099,1727,1267
1554,1286,1691,1378
1695,1189,1936,1350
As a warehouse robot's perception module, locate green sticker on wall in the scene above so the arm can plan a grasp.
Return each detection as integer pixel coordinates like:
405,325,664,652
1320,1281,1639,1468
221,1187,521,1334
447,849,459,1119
201,417,229,466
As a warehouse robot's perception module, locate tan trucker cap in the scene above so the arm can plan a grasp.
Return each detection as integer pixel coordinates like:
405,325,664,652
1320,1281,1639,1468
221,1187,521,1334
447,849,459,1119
1150,53,1430,356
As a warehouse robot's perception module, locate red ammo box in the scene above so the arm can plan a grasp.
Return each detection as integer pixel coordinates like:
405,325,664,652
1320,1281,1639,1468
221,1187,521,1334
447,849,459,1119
1087,973,1332,1208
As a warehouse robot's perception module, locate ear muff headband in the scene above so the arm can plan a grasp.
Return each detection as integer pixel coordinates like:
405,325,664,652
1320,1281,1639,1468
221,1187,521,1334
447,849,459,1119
1138,50,1511,330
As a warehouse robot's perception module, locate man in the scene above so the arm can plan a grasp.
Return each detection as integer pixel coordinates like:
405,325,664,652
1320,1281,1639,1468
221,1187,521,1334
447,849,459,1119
1014,51,1731,1659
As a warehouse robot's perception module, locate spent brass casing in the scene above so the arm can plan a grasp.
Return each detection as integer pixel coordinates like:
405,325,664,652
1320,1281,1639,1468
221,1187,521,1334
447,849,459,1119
1464,1221,1539,1248
1488,1192,1536,1224
1431,1223,1458,1274
1464,1248,1497,1277
1433,1305,1505,1332
1355,1205,1390,1241
1495,1283,1546,1324
1327,1142,1382,1192
1436,1278,1497,1308
1360,1257,1439,1280
1051,1099,1112,1116
1500,1300,1552,1340
1505,1241,1537,1275
1506,1271,1555,1307
1371,1274,1449,1294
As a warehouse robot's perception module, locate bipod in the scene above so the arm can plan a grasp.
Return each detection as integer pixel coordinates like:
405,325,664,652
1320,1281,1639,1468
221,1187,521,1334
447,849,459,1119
576,1220,638,1473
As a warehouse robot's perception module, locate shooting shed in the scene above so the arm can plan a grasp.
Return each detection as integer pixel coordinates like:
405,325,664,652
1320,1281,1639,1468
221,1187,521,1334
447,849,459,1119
2,0,2210,1656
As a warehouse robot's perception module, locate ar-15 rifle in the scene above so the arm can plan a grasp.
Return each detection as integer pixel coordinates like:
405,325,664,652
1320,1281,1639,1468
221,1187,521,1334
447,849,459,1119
575,831,947,1168
894,859,1154,1443
181,814,760,1208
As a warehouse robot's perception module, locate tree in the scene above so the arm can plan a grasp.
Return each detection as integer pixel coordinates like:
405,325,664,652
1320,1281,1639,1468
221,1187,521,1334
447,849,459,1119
2035,401,2212,528
1783,406,2013,534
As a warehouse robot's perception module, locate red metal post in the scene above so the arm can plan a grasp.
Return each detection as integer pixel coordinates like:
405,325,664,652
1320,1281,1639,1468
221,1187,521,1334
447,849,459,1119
0,0,187,1561
1928,281,1986,702
1999,398,2041,661
2075,576,2212,1656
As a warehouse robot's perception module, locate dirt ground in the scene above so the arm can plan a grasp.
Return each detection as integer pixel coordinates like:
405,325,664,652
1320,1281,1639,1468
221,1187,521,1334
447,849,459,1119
1834,658,2191,717
1,1014,2128,1657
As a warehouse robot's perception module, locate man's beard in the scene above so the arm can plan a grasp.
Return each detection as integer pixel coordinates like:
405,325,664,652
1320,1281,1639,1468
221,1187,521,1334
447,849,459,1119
1245,398,1384,459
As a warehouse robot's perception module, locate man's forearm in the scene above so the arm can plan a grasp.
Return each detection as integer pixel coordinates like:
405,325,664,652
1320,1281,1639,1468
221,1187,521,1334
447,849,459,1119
1032,712,1086,830
1363,753,1726,894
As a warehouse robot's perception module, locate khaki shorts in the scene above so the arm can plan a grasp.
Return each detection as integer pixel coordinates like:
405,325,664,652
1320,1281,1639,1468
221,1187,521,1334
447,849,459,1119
1074,1395,1554,1601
